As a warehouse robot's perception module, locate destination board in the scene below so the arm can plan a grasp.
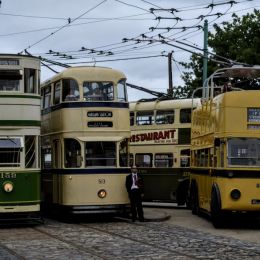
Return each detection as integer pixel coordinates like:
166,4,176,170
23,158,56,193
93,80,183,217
87,111,113,117
248,108,260,122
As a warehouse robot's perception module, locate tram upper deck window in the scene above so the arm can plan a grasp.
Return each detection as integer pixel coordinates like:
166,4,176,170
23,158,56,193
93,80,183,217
0,138,22,167
180,108,191,123
0,70,21,91
227,138,260,167
62,79,79,102
117,79,127,102
156,110,174,124
85,142,116,167
83,82,114,101
24,68,37,94
54,81,61,105
136,111,154,125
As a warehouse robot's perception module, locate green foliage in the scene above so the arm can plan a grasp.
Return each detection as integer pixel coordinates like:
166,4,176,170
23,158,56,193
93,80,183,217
179,9,260,97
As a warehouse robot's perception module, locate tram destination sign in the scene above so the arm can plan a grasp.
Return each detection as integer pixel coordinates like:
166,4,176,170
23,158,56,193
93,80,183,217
0,59,19,65
87,111,113,118
88,121,113,127
248,108,260,122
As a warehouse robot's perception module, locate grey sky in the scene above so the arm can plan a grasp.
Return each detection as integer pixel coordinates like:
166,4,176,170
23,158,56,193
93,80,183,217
0,0,258,100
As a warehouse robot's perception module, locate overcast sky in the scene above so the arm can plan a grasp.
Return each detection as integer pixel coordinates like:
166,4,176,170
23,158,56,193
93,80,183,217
0,0,258,100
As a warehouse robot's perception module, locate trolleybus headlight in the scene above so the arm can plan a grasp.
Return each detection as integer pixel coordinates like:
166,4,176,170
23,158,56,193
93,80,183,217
98,189,107,199
3,182,14,193
230,189,241,200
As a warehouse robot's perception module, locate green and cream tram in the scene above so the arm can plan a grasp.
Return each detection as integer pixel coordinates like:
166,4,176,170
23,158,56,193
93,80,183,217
0,54,41,221
41,66,130,215
130,98,200,204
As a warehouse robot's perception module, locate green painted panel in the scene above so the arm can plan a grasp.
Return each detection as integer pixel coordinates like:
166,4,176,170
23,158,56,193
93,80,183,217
0,95,41,99
0,171,40,204
0,120,41,127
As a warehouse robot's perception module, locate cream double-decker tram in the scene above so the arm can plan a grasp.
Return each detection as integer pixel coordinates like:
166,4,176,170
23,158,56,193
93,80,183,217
130,98,200,204
0,54,41,221
190,66,260,227
41,66,130,215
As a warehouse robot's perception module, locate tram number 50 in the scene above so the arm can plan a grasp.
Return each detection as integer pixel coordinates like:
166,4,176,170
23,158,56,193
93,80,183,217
98,179,105,184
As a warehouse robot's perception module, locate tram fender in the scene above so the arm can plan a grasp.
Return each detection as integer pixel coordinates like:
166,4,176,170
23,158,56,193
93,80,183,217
176,178,190,206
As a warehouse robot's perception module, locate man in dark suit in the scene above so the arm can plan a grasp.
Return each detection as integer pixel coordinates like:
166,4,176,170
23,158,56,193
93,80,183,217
125,166,144,222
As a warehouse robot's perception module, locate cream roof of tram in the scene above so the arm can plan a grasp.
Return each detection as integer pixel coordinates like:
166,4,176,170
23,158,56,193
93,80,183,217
41,66,126,86
130,98,200,111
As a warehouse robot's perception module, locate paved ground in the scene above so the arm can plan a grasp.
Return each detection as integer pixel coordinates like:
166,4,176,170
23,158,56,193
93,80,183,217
0,206,259,259
143,203,260,245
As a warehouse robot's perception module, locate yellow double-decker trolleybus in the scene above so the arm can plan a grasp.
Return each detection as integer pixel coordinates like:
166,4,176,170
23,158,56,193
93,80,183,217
190,66,260,227
130,98,200,204
41,66,130,216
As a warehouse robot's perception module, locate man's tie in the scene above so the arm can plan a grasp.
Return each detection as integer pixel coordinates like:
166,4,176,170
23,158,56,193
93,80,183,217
134,174,138,186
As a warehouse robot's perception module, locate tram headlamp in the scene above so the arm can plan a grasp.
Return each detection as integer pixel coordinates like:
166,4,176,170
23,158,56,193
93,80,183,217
98,189,107,199
3,182,14,193
230,189,241,200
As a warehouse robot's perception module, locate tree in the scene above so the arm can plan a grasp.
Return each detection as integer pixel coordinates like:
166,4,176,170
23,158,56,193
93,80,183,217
180,9,260,97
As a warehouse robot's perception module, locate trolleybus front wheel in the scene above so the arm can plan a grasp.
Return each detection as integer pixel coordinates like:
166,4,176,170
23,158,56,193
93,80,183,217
210,188,224,228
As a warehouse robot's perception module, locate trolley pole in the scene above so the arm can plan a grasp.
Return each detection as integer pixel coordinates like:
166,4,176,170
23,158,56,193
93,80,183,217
168,51,173,98
202,20,208,99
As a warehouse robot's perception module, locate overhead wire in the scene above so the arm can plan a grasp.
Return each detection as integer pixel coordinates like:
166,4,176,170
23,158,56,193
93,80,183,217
20,0,108,52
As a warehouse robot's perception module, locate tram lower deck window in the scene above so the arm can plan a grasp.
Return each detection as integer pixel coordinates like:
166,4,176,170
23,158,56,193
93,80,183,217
0,138,22,167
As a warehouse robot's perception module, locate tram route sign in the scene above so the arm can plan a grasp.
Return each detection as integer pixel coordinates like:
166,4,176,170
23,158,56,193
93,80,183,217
88,121,113,127
87,111,113,118
0,59,19,66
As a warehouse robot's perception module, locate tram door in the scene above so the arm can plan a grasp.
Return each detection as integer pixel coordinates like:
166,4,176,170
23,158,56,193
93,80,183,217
53,140,62,204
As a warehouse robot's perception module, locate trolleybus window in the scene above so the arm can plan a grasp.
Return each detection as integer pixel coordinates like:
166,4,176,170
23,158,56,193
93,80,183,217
64,139,82,168
0,70,21,91
180,108,191,123
227,138,260,166
136,111,154,125
25,136,37,168
85,142,116,166
135,153,152,167
24,68,37,94
54,81,61,105
62,79,79,101
155,153,173,167
117,79,127,102
83,82,114,101
0,138,22,167
156,110,174,124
